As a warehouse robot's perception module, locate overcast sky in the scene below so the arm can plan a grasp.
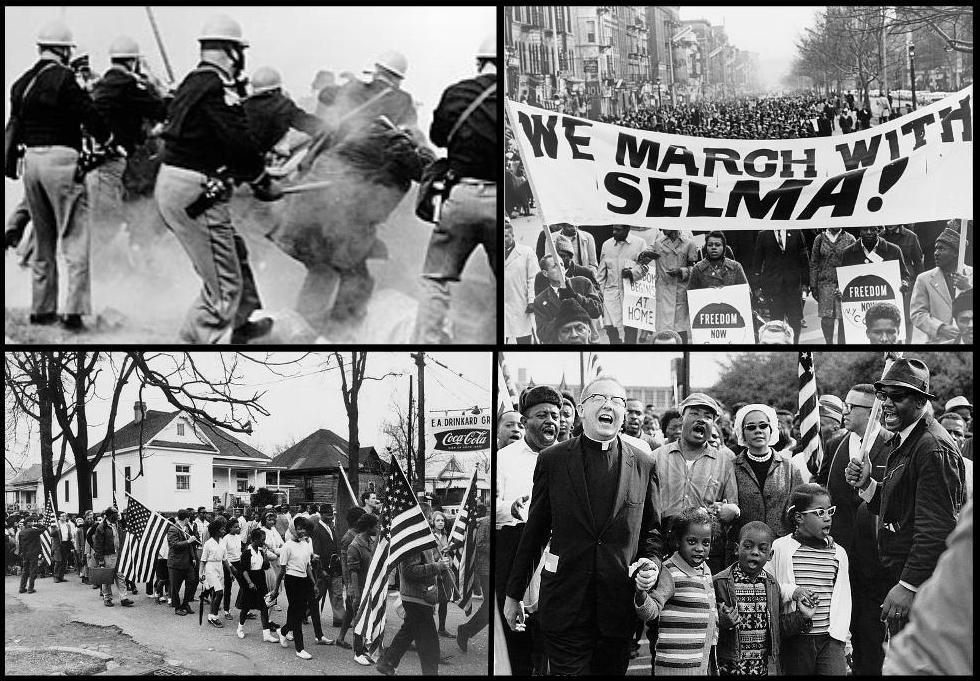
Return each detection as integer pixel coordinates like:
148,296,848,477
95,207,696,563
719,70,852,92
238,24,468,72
679,6,824,86
502,351,728,390
6,351,491,470
4,5,495,132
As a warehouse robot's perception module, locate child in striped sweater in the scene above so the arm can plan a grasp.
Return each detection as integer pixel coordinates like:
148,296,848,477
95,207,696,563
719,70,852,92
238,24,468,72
767,483,851,675
635,506,719,675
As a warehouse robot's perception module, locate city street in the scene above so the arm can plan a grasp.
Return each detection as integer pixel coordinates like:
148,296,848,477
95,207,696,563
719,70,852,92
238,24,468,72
4,573,487,676
510,211,825,344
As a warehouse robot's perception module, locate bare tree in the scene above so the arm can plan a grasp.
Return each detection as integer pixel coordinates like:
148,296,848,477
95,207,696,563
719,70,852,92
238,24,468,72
5,351,300,513
330,352,401,496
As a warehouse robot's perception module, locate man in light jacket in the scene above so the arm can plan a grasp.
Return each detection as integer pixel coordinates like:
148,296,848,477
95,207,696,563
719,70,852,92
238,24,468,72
504,218,538,343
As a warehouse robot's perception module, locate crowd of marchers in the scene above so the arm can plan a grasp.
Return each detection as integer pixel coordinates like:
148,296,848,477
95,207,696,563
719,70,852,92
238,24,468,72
495,359,972,675
7,497,490,673
505,216,972,345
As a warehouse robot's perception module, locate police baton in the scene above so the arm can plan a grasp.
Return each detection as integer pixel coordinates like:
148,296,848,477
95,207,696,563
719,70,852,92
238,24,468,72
280,180,334,195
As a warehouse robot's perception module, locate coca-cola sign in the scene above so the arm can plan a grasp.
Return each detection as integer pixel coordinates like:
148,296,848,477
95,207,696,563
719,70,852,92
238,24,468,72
433,428,490,452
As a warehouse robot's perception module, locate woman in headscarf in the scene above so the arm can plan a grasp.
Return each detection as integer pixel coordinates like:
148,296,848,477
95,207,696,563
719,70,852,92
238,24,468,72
730,404,805,544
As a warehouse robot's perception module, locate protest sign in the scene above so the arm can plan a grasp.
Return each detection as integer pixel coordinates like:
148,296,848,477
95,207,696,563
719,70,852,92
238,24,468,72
623,268,657,331
688,284,754,343
505,86,973,230
836,260,905,344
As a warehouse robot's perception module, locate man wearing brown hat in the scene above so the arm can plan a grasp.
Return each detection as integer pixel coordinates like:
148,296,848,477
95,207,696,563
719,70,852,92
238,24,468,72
845,358,966,638
495,385,562,675
910,222,973,342
551,299,592,344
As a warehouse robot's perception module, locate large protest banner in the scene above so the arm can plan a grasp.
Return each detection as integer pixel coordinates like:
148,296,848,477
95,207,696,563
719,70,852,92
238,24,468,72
688,284,754,343
836,260,905,344
505,87,973,230
623,269,657,331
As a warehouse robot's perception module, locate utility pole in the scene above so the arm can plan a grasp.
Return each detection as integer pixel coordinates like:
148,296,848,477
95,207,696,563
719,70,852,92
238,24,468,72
406,376,414,483
412,352,426,490
908,39,917,111
681,351,691,400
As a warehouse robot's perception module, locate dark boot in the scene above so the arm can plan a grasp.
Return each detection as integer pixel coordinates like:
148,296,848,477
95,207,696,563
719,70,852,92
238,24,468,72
230,318,274,344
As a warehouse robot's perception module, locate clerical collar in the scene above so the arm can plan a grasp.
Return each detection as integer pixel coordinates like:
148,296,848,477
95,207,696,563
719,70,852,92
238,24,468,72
582,434,617,451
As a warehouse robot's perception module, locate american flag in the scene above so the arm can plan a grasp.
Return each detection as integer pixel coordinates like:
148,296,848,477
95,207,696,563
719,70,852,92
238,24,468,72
353,457,440,645
448,469,480,615
117,493,170,584
585,351,604,383
39,493,56,565
798,352,824,476
497,353,519,416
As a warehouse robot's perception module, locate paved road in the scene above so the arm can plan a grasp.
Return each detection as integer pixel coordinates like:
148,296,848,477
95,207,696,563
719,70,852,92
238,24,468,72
509,211,825,344
4,573,488,676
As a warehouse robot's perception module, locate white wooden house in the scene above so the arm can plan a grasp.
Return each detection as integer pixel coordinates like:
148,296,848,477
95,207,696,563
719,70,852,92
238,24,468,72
52,402,290,514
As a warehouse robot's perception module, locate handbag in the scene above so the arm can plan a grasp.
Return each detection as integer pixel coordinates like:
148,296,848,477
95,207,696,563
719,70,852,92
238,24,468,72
415,82,497,223
5,63,56,180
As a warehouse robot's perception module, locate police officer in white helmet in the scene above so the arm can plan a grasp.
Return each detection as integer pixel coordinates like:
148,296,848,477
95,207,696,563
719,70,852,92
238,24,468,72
153,15,283,344
8,20,113,330
413,35,498,343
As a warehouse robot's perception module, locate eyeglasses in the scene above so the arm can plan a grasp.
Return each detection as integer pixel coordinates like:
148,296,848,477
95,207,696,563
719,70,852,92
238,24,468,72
744,423,770,432
798,506,836,518
875,390,912,403
583,394,627,409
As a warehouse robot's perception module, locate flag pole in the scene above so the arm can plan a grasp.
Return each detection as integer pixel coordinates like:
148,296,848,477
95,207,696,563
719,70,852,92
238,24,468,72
956,218,968,274
505,99,566,284
856,352,903,466
337,464,359,508
447,469,478,541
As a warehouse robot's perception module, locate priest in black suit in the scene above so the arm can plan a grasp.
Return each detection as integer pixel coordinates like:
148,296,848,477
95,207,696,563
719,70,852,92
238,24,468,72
504,375,663,675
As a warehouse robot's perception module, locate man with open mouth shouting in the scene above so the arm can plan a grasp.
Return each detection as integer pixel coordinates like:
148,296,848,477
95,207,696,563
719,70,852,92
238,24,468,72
503,376,663,675
845,358,966,639
495,385,562,675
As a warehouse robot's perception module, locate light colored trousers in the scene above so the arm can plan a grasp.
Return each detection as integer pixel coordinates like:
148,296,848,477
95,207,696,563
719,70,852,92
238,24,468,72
154,163,261,343
22,146,90,315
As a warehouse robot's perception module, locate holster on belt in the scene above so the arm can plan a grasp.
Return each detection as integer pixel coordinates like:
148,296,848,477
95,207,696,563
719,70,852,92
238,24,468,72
185,166,234,219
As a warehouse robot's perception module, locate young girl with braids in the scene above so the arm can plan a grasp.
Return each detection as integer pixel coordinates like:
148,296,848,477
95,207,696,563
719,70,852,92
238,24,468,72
634,506,719,675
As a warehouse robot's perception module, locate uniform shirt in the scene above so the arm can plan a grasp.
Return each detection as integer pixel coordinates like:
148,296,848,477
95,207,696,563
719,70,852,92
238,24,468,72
329,78,417,139
13,58,110,150
279,537,314,577
91,65,168,154
496,436,541,529
430,72,496,181
160,61,264,180
243,89,322,153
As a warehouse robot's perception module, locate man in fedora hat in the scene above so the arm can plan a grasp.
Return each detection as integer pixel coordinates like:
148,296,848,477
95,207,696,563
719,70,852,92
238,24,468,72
845,358,966,637
910,222,973,342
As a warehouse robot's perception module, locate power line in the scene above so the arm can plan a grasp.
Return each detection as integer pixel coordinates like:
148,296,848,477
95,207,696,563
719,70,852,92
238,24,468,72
427,355,490,394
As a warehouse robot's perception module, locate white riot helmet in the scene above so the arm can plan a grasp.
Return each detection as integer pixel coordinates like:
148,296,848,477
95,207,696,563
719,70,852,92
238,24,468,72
109,35,142,60
375,50,407,80
250,66,282,94
476,34,496,60
37,20,75,48
198,15,249,48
